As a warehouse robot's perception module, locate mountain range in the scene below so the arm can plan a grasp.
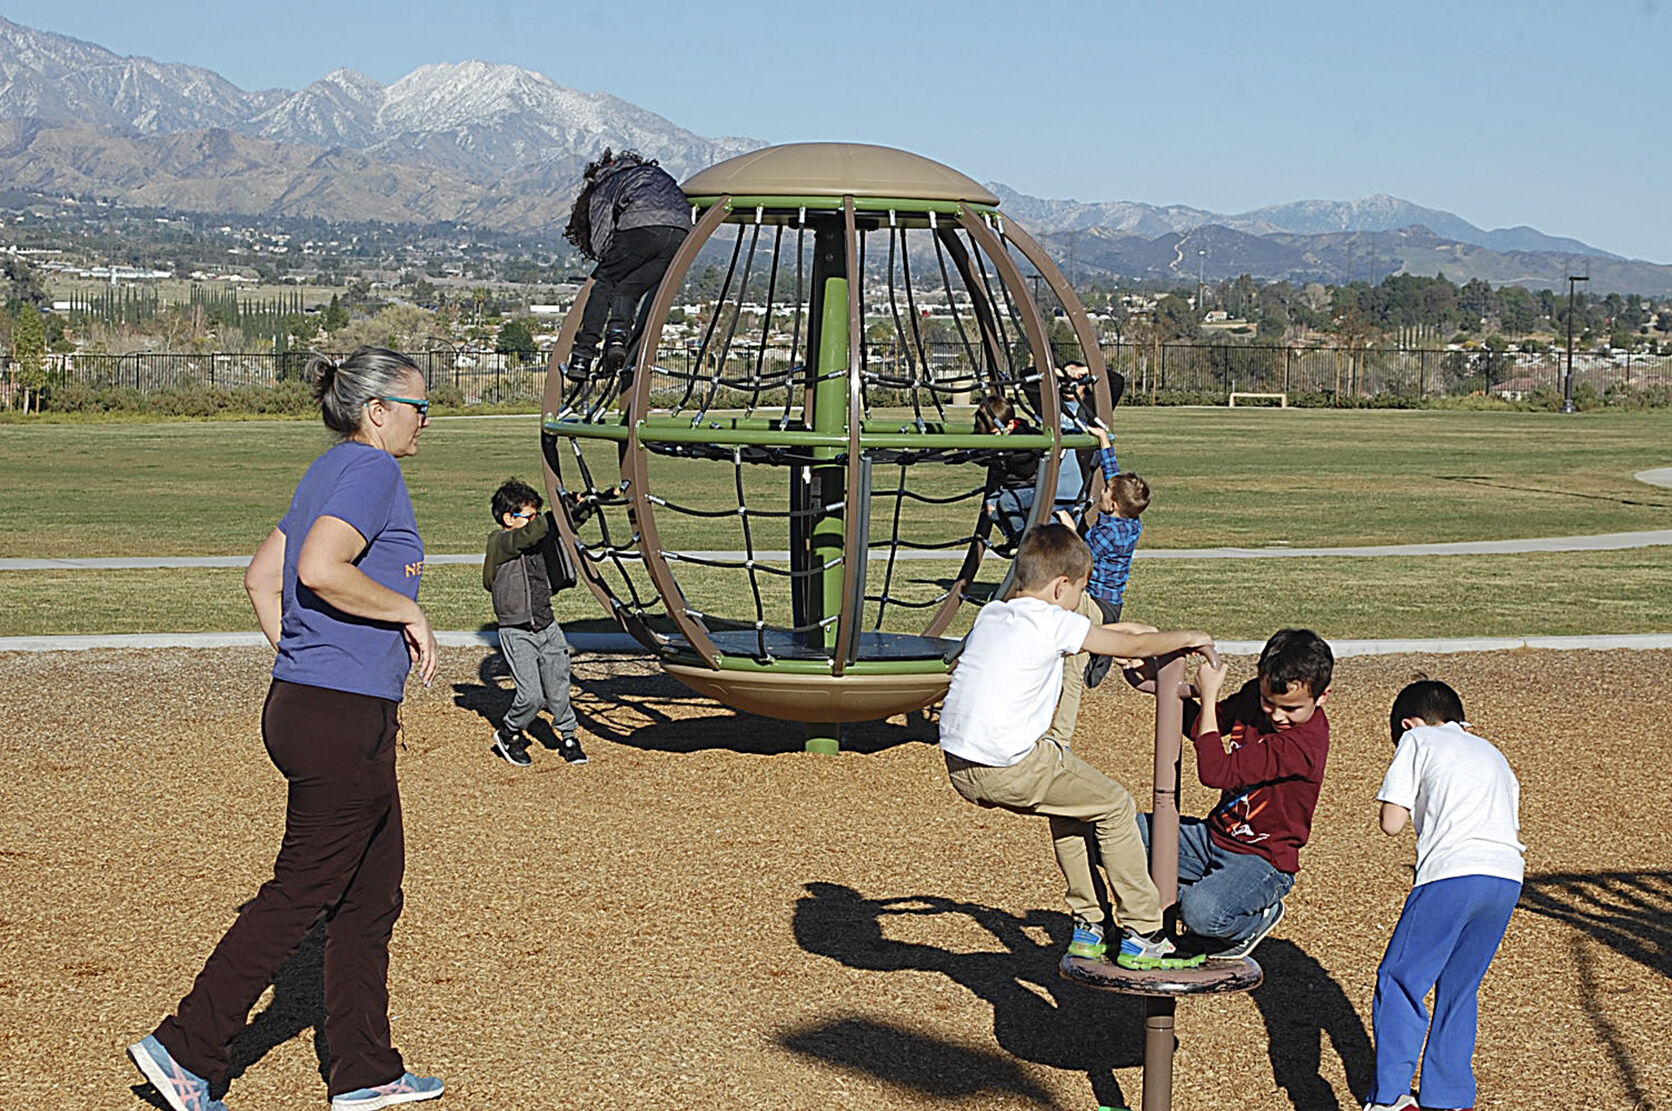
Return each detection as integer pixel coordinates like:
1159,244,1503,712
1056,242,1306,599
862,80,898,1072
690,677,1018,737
2,15,1668,295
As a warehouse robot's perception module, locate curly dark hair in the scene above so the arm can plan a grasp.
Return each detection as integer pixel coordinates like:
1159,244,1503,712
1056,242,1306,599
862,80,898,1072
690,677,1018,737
564,148,656,260
491,477,543,523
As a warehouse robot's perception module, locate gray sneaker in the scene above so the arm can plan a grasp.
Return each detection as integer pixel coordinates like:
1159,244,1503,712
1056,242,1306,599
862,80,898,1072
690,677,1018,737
1212,900,1285,960
1116,927,1206,970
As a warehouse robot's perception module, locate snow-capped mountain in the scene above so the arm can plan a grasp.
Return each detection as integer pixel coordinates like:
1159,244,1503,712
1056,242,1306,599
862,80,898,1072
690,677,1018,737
0,16,762,185
0,13,1639,277
0,15,285,134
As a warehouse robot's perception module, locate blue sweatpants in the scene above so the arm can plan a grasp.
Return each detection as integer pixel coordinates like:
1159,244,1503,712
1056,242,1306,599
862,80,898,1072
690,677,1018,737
1370,874,1520,1108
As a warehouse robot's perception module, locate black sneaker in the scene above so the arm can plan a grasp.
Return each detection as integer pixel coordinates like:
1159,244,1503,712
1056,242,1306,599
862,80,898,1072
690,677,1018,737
558,734,589,765
563,352,594,384
492,728,532,767
1107,369,1127,409
1084,653,1114,689
602,329,630,373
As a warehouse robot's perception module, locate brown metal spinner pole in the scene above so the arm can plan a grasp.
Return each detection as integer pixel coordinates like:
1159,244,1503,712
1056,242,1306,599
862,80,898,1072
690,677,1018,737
1143,652,1188,1111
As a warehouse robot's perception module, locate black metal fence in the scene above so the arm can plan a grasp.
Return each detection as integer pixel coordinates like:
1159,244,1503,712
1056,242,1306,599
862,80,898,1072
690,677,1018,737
4,342,1669,409
0,350,544,408
1100,342,1672,402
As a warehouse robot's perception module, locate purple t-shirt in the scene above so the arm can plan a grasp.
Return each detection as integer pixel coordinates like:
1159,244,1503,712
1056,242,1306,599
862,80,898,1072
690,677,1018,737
272,441,424,701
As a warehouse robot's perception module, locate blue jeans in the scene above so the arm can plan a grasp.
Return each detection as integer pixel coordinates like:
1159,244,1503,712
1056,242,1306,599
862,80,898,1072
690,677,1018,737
986,485,1035,549
1370,875,1519,1108
1137,814,1293,942
1052,448,1088,511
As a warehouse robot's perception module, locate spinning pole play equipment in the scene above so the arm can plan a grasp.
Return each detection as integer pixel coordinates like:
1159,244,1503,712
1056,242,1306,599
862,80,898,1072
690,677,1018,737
539,143,1115,750
1059,647,1262,1111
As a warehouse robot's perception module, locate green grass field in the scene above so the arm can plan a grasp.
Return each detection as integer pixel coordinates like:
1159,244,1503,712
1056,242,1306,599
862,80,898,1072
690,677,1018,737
1,407,1668,638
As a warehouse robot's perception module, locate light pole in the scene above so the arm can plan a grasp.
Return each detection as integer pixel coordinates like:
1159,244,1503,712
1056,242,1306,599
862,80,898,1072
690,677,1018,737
1563,274,1588,413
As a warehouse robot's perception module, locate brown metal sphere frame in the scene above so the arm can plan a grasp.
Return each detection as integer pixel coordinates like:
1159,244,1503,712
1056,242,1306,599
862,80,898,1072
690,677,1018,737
536,144,1119,731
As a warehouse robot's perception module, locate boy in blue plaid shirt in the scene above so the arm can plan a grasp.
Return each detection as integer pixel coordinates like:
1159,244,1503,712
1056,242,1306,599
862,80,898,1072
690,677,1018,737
1057,424,1148,688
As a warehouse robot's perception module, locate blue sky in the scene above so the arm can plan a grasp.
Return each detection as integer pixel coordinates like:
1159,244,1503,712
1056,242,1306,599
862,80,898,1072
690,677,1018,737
10,0,1671,262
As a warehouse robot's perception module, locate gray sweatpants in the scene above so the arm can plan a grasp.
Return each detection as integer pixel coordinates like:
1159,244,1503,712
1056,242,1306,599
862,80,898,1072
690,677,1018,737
499,623,579,736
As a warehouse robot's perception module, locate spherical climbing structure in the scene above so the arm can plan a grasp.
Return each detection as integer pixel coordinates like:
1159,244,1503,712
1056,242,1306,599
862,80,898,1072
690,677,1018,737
539,142,1116,749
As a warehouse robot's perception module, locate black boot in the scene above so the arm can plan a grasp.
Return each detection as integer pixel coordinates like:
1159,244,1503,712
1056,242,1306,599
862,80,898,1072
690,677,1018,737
1107,369,1127,409
602,328,630,373
564,350,594,383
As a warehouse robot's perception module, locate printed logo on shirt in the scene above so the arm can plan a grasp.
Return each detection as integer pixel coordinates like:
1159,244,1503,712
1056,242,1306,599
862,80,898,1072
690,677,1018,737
1214,789,1272,844
405,561,424,578
1213,720,1270,844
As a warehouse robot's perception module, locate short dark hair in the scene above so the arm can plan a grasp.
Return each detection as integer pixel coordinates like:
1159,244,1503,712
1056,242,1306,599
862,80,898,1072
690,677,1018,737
1013,522,1092,591
492,478,543,522
1256,628,1333,697
1110,472,1150,517
974,393,1016,434
1389,679,1466,743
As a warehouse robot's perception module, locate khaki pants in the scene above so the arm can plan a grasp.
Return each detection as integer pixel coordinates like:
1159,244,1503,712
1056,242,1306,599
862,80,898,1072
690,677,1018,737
945,738,1161,934
1043,591,1101,750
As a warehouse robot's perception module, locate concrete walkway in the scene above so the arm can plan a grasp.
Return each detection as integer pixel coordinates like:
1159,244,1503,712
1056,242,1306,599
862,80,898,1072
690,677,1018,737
4,629,1671,656
1636,466,1672,489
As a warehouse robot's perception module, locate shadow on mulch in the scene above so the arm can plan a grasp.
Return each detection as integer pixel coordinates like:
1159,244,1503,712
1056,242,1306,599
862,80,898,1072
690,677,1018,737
453,648,936,756
791,881,1139,1110
1248,939,1375,1110
133,920,330,1107
791,883,1380,1111
1520,869,1672,1110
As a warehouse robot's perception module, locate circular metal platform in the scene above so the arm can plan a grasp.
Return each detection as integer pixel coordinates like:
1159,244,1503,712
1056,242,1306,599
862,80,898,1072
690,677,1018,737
662,662,950,723
1058,953,1263,997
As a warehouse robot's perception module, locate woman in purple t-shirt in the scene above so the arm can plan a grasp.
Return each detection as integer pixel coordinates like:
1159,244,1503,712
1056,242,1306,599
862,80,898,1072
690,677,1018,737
129,347,446,1111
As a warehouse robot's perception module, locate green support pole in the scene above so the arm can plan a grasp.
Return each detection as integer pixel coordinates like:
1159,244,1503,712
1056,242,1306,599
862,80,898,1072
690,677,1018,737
805,272,850,755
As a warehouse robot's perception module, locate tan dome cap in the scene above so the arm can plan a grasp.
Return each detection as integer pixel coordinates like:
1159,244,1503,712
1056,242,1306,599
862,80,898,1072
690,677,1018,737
682,142,1000,205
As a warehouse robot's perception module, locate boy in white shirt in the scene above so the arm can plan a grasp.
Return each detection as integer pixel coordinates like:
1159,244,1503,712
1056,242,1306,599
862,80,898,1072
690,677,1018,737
939,522,1215,970
1364,679,1524,1111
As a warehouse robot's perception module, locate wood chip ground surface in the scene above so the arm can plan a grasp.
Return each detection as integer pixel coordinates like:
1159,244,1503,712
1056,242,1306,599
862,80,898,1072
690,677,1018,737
2,647,1668,1110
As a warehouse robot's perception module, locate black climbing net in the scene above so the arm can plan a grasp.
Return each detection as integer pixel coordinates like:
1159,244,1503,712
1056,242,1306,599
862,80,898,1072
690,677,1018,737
543,205,1111,664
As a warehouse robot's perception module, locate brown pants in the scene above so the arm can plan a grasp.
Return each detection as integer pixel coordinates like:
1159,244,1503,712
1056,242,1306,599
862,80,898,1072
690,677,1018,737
153,680,407,1097
945,737,1161,934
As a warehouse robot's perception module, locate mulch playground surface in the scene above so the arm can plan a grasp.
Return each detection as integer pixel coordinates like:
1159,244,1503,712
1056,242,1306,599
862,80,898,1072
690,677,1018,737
3,646,1669,1111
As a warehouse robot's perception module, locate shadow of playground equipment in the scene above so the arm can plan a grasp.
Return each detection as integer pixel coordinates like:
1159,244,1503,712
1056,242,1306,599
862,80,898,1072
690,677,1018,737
1520,869,1672,1110
792,882,1375,1111
780,1017,1067,1108
565,660,933,756
792,881,1142,1110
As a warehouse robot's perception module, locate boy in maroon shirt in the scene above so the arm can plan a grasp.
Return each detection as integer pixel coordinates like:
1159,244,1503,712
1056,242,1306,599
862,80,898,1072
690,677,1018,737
1138,628,1334,959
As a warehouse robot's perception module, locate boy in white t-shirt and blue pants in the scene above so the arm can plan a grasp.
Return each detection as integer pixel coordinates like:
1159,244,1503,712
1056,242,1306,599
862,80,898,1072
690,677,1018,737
1365,679,1524,1111
939,522,1216,970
